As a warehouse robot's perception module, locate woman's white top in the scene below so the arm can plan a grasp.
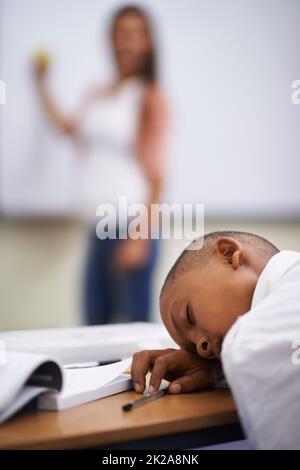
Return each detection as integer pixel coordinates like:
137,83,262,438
78,78,148,223
221,250,300,449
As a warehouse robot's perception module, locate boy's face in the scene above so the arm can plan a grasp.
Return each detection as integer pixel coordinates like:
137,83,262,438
160,240,263,359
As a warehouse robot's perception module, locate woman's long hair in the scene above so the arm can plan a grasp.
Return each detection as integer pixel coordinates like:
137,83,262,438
110,5,157,83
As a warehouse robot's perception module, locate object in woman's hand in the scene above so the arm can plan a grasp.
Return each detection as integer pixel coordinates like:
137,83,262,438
33,49,50,76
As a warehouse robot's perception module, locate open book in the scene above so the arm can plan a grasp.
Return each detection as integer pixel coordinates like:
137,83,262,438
0,351,132,424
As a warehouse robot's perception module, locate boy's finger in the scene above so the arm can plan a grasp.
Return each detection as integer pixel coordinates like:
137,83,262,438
168,370,210,394
149,352,177,392
131,350,172,393
131,351,151,392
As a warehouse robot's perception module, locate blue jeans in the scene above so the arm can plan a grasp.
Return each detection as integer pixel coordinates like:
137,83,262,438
84,231,159,324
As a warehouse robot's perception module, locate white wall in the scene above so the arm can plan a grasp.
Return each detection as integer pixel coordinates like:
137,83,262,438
1,0,300,217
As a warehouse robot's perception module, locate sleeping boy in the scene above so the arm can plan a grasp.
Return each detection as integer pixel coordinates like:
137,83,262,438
131,231,300,449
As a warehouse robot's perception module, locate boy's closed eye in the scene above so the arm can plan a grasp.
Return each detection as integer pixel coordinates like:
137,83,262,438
186,304,195,326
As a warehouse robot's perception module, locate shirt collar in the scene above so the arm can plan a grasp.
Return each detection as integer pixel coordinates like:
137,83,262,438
251,250,300,308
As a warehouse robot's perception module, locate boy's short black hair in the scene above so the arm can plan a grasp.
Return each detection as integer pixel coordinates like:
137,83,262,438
161,230,279,296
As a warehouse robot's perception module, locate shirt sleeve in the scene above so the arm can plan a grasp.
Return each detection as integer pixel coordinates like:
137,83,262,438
221,264,300,449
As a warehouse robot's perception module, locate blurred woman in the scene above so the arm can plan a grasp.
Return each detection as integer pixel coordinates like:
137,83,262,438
34,5,168,324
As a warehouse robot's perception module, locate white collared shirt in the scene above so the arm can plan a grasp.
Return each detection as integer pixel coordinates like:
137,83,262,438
221,250,300,449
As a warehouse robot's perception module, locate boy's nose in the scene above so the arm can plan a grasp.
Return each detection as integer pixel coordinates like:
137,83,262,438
196,336,216,359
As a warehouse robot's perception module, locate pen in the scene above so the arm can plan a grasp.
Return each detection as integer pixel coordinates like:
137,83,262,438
122,389,168,412
64,359,122,369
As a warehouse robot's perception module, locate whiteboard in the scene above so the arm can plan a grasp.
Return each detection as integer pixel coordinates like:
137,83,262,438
1,0,300,217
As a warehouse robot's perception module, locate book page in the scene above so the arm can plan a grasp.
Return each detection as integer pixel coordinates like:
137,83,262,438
59,357,132,399
0,385,46,424
0,351,62,412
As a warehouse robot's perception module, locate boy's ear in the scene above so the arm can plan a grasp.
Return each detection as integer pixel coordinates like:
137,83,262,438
215,237,244,269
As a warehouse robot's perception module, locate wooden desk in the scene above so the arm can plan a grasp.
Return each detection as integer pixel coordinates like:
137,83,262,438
0,389,239,450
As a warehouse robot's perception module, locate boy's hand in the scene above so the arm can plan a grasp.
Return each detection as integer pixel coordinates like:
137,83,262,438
131,348,218,394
